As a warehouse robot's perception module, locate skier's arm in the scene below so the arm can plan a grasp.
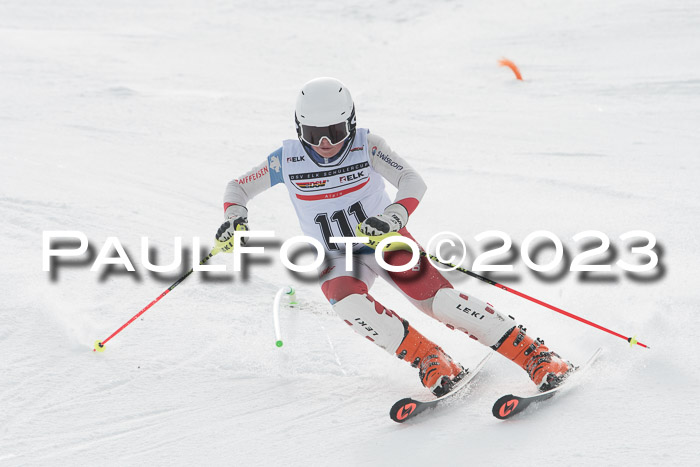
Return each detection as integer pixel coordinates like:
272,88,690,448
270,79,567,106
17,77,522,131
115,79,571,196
367,133,427,216
362,133,427,234
223,148,284,218
217,148,284,243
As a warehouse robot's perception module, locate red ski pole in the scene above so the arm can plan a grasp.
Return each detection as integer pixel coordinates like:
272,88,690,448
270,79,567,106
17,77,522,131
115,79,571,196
358,228,649,349
423,251,649,349
93,238,235,352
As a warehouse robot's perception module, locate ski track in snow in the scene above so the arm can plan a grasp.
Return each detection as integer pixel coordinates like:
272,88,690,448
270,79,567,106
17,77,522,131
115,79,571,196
1,0,699,465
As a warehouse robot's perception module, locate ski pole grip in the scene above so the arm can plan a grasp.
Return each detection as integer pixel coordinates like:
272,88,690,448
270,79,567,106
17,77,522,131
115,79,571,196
354,224,413,252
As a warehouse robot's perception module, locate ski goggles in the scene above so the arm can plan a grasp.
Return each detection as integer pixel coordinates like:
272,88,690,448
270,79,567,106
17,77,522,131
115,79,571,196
299,121,350,146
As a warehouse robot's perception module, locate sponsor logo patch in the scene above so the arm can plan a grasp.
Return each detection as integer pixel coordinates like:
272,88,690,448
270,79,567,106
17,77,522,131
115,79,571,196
374,149,403,170
339,171,364,183
269,155,281,173
295,179,328,189
397,403,416,421
499,399,519,417
236,166,269,184
288,162,370,181
287,156,305,163
455,303,485,320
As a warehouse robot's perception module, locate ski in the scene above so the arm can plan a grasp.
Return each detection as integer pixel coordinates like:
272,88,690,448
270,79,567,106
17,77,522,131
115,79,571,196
492,347,604,420
390,352,492,423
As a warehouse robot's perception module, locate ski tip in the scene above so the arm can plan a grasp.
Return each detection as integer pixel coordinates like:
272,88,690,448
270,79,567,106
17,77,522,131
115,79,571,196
390,398,419,423
492,394,521,420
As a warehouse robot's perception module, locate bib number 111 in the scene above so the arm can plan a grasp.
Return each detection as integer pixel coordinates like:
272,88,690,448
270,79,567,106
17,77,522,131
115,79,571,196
315,201,367,250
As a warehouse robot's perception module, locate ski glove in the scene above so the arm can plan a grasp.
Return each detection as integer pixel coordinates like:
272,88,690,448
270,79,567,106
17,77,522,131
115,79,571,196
359,203,408,236
216,205,249,245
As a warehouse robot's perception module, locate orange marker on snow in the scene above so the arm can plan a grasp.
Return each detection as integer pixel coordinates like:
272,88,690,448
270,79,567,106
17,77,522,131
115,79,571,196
498,58,523,80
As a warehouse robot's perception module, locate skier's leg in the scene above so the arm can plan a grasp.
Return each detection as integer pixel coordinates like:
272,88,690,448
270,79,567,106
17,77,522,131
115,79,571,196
319,254,463,396
379,230,573,391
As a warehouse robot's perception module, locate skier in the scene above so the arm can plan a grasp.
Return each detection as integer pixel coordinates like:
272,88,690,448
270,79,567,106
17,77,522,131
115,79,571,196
216,77,572,397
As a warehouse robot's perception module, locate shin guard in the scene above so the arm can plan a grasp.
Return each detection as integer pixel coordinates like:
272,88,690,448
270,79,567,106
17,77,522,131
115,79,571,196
431,288,516,346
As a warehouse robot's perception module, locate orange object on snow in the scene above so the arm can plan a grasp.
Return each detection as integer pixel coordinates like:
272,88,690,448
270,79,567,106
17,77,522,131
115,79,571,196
494,325,572,390
498,58,523,80
396,323,463,396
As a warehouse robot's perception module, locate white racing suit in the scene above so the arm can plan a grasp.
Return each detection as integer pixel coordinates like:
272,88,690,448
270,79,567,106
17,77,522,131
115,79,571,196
224,129,518,359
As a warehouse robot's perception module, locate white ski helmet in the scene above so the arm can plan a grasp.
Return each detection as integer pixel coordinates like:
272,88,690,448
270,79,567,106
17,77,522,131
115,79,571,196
295,77,356,158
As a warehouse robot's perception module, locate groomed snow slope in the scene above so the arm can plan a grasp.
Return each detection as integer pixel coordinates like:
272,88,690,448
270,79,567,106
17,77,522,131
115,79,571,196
1,0,699,465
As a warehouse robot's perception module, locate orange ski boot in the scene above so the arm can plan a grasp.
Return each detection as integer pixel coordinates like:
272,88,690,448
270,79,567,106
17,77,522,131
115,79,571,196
396,323,465,396
494,325,573,391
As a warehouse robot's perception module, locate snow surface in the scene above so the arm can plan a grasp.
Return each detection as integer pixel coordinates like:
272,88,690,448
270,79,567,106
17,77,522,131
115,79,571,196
2,0,699,465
